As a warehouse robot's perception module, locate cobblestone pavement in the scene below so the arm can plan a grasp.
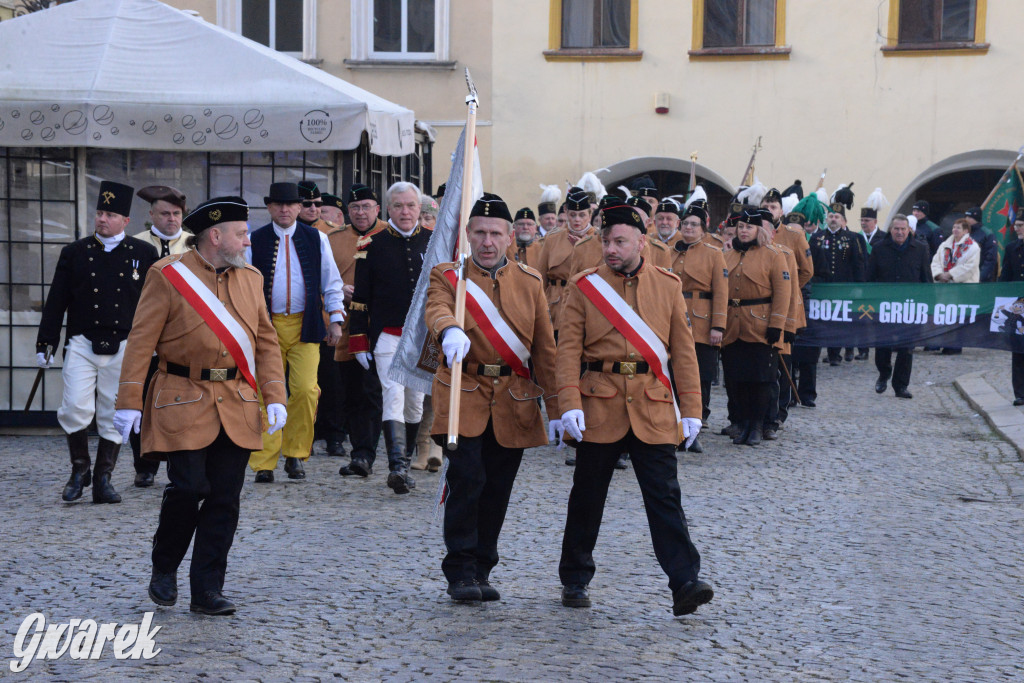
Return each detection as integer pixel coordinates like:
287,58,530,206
2,348,1023,681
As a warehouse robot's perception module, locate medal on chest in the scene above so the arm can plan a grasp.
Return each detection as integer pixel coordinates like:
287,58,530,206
131,259,140,281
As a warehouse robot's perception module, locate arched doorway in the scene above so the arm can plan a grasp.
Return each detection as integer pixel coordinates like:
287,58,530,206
596,156,735,227
890,149,1019,234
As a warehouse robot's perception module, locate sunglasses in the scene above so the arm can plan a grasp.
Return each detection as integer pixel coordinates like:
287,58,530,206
302,201,323,208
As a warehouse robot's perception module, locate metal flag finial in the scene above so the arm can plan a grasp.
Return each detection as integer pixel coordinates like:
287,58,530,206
465,68,478,105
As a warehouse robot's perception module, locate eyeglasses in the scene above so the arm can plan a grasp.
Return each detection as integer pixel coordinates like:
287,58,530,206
302,201,323,208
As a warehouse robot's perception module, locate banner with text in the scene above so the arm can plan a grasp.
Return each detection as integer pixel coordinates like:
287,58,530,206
798,283,1024,352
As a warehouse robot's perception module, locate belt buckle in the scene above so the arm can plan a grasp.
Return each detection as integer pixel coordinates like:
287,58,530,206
730,298,741,307
209,368,228,382
619,361,637,375
482,364,502,377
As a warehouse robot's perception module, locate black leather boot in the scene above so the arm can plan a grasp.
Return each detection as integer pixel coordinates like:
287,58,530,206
732,421,751,445
383,421,410,494
62,430,92,502
92,438,122,504
403,422,419,489
745,424,763,446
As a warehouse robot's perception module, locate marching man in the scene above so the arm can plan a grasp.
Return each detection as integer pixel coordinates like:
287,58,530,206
425,193,560,603
554,200,714,616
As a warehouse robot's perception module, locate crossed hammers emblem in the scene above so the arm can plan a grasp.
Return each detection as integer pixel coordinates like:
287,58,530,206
101,191,115,205
858,304,875,320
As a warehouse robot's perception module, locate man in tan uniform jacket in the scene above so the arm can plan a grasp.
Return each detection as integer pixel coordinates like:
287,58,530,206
537,187,595,335
113,197,287,616
554,201,714,618
425,193,559,603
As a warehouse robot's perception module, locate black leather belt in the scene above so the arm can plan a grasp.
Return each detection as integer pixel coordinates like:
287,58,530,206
583,361,651,375
729,296,772,307
442,359,513,377
165,362,238,382
683,291,713,300
547,278,567,287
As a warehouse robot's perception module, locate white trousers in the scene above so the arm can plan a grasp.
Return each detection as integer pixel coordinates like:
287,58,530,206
374,332,424,423
57,334,124,442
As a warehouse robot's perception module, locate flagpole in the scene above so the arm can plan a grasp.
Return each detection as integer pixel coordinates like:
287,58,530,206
446,69,479,451
981,149,1024,209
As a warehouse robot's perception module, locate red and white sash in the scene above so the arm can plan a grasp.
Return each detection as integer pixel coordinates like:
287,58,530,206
162,260,258,392
443,269,531,378
576,272,680,420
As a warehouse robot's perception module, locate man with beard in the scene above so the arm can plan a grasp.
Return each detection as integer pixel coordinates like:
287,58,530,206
653,198,683,248
809,201,865,365
509,206,544,266
114,197,287,615
555,201,712,617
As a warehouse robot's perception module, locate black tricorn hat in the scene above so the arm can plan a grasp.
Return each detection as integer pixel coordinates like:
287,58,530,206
137,185,186,211
264,182,302,205
297,180,321,200
322,193,345,210
782,180,803,200
514,207,536,222
96,180,134,217
183,196,248,234
469,192,513,222
348,183,378,204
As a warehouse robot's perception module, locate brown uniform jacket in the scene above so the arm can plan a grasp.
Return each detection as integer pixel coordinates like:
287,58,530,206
115,249,287,457
328,222,385,361
702,232,726,250
556,262,702,445
772,242,803,354
425,258,559,448
668,239,729,345
507,238,544,268
773,224,814,288
537,227,593,332
722,243,792,347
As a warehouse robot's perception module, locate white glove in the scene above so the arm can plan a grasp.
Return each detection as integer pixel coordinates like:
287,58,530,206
355,352,372,371
441,327,471,368
113,409,142,445
36,352,53,368
561,409,586,442
681,417,702,450
266,403,288,435
547,419,565,444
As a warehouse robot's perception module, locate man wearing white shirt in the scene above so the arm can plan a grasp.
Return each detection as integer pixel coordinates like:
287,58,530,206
247,182,345,482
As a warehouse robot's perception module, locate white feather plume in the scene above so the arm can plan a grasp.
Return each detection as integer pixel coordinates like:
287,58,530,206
864,187,889,211
576,172,607,201
737,177,767,206
684,186,708,209
618,185,632,198
829,183,848,203
538,184,561,204
781,193,799,215
815,187,829,204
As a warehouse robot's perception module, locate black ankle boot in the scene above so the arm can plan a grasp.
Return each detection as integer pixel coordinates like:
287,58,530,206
745,424,763,446
62,430,92,502
383,421,410,494
403,421,419,489
92,438,122,504
732,421,751,445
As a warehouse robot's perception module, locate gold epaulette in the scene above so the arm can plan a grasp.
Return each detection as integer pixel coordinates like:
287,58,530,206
654,265,682,282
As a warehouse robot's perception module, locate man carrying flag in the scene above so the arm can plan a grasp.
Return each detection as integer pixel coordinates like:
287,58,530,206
554,200,714,617
424,193,560,603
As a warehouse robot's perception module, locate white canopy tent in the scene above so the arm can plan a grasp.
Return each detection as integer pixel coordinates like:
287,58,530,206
0,0,416,155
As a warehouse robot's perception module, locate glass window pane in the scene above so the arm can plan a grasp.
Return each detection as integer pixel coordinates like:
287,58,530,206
9,158,41,200
248,208,271,230
10,200,42,241
43,203,75,242
42,243,64,284
305,150,330,168
12,326,39,367
0,326,8,366
42,160,74,200
374,0,402,52
704,0,739,47
275,0,303,52
243,151,273,166
211,165,242,197
210,152,241,164
275,150,305,165
0,157,7,198
41,147,73,161
13,368,40,411
599,0,630,48
0,200,7,241
941,0,975,40
899,0,937,43
10,284,43,315
745,0,775,46
242,0,270,46
0,369,8,411
407,0,435,52
0,243,7,283
242,167,273,208
10,243,41,284
562,0,595,48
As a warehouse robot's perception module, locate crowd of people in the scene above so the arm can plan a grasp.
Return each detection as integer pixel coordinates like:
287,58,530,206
32,169,1024,616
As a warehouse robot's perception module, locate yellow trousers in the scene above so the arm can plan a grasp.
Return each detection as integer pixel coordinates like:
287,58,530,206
249,313,320,471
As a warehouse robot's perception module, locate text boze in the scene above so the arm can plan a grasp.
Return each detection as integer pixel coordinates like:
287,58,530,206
808,299,980,325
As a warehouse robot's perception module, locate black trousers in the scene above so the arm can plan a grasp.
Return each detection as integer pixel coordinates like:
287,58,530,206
314,342,346,445
827,347,842,363
442,422,523,583
1014,353,1024,401
875,347,913,391
694,343,718,422
559,431,701,592
130,356,160,476
338,358,383,463
151,429,249,595
792,346,819,403
766,353,793,428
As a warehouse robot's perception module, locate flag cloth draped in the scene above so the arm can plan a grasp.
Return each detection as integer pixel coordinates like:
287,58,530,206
388,127,483,394
982,161,1024,259
797,282,1024,353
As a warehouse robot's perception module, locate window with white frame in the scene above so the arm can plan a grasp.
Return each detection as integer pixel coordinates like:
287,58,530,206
218,0,316,59
351,0,450,62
